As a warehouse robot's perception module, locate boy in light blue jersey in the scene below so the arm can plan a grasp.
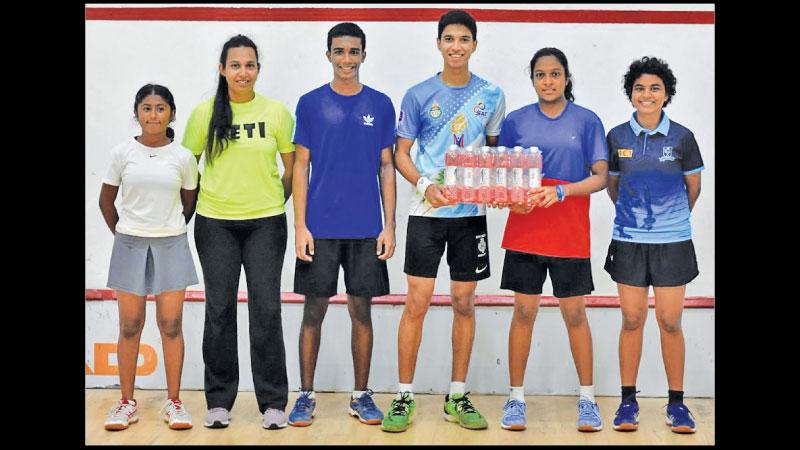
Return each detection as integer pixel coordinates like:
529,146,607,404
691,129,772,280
382,9,505,433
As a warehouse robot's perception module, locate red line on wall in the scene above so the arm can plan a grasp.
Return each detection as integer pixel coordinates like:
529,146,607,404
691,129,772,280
85,289,715,308
85,7,714,25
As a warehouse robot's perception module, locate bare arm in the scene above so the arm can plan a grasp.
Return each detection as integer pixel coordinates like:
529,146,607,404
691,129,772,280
530,160,609,208
607,174,619,204
377,146,397,260
99,183,120,234
292,144,313,261
180,188,198,223
280,150,295,203
684,172,701,211
394,137,449,207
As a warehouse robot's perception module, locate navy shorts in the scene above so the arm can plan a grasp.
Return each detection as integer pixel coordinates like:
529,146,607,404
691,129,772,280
604,239,699,287
294,238,389,298
500,250,594,298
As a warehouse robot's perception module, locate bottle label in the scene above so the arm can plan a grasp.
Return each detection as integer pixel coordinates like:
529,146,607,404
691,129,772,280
496,167,507,186
479,168,491,187
446,166,457,186
463,168,474,188
513,168,523,187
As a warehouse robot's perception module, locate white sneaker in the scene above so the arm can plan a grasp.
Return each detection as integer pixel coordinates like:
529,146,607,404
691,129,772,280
104,398,139,431
160,398,193,430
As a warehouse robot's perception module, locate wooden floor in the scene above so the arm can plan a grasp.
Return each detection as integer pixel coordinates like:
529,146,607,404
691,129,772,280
85,389,714,445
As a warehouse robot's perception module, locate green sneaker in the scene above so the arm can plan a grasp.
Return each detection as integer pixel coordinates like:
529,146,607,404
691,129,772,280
443,392,488,430
381,393,416,432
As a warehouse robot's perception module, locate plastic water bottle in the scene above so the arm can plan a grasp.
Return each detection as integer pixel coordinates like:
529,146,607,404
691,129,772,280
494,146,509,203
460,145,477,203
510,146,528,204
444,144,460,203
529,146,542,189
477,146,494,204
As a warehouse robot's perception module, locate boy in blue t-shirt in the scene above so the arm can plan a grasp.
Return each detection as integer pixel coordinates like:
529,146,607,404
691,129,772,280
289,22,396,428
381,10,505,433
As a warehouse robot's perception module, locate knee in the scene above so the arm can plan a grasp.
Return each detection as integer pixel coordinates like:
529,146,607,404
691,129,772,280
451,294,475,318
403,297,429,321
513,304,537,324
563,309,587,328
158,318,183,339
120,318,144,339
302,307,326,327
621,313,645,331
348,306,372,327
657,315,682,334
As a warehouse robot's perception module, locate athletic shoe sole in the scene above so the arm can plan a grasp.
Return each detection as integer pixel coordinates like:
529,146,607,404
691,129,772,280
348,407,382,425
578,424,603,432
500,421,526,431
666,418,696,433
443,412,488,430
104,415,138,431
203,420,229,428
167,420,193,430
613,422,638,431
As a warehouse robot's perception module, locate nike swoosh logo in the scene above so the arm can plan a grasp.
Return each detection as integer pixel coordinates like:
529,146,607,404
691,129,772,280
149,155,157,158
475,265,488,274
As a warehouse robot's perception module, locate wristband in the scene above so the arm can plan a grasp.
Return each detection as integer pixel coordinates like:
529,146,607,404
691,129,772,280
556,184,566,202
416,176,433,197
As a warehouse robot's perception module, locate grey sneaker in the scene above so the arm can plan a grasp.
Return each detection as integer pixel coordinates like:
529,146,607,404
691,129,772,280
104,398,139,431
204,407,230,428
160,398,193,430
263,408,288,429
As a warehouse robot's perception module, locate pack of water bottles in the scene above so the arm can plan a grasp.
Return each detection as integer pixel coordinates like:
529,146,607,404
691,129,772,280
444,145,542,205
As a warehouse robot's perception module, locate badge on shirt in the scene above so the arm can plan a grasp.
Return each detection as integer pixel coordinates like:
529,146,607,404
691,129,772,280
429,101,442,119
618,148,633,158
659,146,676,162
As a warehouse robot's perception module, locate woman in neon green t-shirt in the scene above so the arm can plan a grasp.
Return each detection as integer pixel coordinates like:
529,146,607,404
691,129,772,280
182,34,295,430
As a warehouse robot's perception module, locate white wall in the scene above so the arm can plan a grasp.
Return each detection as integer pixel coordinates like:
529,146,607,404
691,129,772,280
85,3,715,298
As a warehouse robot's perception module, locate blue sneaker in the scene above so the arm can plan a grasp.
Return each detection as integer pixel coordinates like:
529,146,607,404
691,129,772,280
349,389,384,425
613,401,639,431
665,403,696,434
288,392,316,427
577,398,603,432
500,398,527,431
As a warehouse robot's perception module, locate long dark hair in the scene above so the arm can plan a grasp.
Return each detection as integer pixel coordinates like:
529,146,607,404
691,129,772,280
134,84,176,140
205,34,260,164
530,47,575,102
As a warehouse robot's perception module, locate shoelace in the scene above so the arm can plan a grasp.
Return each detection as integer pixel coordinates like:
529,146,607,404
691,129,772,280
389,392,413,417
295,392,314,412
579,400,599,419
665,404,695,421
168,400,188,417
452,392,478,414
359,389,378,409
111,400,135,418
504,399,525,416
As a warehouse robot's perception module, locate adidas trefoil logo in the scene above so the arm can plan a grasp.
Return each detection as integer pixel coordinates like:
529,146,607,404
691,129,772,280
362,114,374,126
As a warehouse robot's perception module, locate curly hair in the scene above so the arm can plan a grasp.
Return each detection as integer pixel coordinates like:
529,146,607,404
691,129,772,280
623,56,677,107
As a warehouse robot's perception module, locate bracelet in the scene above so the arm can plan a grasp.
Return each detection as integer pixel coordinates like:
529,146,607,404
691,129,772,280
416,176,433,197
556,184,566,202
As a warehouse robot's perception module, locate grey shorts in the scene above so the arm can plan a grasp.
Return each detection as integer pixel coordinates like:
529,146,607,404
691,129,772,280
107,232,199,296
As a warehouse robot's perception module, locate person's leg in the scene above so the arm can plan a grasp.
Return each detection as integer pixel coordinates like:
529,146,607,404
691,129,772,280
558,296,594,386
154,289,187,400
241,215,289,414
398,275,434,383
653,285,687,391
116,291,147,400
299,295,331,391
617,283,649,386
508,293,541,387
450,280,477,383
348,295,373,391
194,215,244,412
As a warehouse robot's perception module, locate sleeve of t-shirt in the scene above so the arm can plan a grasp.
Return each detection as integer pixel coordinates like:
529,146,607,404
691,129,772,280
486,90,506,137
102,144,124,186
181,101,211,157
381,96,397,149
396,90,419,140
607,132,620,176
275,103,296,154
681,130,704,175
180,148,199,190
497,115,517,148
584,113,609,166
292,96,310,149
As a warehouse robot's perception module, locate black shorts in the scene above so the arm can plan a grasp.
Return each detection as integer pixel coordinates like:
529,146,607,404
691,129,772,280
604,239,699,287
403,216,490,282
500,250,594,298
294,238,389,298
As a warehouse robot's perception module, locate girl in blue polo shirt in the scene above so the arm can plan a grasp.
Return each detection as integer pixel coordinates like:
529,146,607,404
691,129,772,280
604,56,704,434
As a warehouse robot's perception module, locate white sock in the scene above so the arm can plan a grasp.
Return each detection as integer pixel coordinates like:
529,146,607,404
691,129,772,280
352,390,366,400
300,390,315,399
449,381,466,396
397,383,414,399
579,385,595,403
510,386,525,402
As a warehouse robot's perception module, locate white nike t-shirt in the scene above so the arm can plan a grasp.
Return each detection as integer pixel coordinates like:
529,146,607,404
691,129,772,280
103,138,198,237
